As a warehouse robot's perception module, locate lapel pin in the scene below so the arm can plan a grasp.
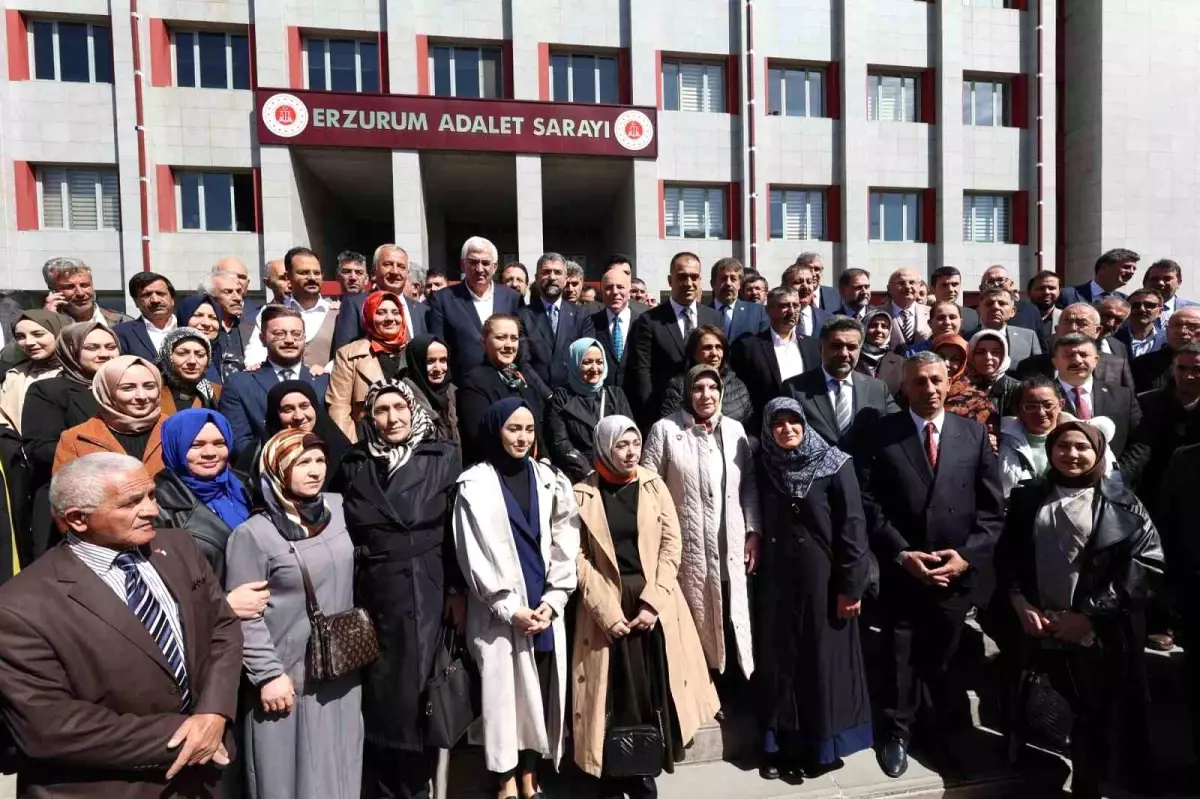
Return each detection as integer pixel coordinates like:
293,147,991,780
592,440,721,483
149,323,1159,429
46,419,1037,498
153,547,167,557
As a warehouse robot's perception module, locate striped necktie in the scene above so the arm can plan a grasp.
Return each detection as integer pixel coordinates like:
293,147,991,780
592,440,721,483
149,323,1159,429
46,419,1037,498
832,379,853,433
115,552,191,711
899,310,914,343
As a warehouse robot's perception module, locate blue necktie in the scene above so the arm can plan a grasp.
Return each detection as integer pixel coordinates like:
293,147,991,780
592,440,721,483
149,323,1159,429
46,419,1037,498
549,304,559,335
115,552,191,711
612,316,624,362
721,304,733,337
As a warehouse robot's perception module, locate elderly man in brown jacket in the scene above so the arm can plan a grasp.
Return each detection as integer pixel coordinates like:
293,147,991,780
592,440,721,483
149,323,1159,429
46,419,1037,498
0,452,242,798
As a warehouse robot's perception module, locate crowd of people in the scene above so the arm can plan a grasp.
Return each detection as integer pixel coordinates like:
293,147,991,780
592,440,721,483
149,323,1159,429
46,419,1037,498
0,240,1192,799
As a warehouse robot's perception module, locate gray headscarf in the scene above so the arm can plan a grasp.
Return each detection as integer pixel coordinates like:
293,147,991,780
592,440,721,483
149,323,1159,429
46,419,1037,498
593,414,641,478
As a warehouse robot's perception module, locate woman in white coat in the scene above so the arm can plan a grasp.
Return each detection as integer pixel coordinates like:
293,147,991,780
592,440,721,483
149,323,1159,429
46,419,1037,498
453,396,580,799
641,364,761,686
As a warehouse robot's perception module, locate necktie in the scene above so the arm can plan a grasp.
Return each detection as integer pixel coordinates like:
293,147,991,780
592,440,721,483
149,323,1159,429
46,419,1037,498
611,316,625,362
924,422,939,469
1073,386,1092,420
549,304,559,336
721,304,733,337
681,307,695,338
279,368,294,382
899,310,914,343
833,380,853,433
115,553,191,711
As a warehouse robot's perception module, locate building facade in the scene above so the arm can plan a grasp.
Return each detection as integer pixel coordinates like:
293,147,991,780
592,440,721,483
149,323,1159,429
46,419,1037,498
0,0,1186,307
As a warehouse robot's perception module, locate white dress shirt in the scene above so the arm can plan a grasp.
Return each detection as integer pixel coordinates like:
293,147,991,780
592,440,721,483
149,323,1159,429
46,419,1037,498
910,408,946,441
143,316,177,355
824,369,855,409
471,285,495,326
269,360,303,382
797,305,816,337
399,294,416,338
1057,376,1094,414
669,298,698,339
1129,329,1165,358
771,328,806,382
606,306,631,337
89,305,112,327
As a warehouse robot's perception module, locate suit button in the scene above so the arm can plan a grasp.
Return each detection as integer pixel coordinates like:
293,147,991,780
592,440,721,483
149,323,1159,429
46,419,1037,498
401,568,412,576
582,639,589,646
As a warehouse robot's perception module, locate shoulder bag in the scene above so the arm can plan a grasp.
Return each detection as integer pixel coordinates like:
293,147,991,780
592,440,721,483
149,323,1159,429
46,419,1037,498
424,624,477,748
290,543,380,681
601,640,664,779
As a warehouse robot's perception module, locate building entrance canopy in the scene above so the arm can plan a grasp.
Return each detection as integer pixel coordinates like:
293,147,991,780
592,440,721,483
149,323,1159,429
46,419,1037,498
257,89,658,158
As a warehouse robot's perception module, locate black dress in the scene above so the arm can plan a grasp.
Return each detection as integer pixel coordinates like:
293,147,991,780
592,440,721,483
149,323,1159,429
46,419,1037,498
456,365,545,466
545,386,633,483
754,461,873,767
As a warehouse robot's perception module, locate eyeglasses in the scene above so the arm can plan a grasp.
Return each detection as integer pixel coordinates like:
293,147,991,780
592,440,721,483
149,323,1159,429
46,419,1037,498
267,331,305,341
1019,402,1059,413
1130,301,1160,310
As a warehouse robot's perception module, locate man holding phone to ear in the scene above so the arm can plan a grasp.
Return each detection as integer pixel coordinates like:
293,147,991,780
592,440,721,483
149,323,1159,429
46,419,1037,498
41,256,131,327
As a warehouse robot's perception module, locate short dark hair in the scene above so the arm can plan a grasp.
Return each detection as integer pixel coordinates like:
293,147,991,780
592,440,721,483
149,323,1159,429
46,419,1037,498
426,267,447,281
284,247,319,272
819,315,864,342
1052,332,1098,355
767,285,799,306
710,257,743,282
336,250,368,274
1128,287,1164,305
607,253,633,268
1014,374,1064,405
978,287,1015,305
686,324,728,365
503,262,529,281
260,303,303,329
782,263,814,286
1173,342,1200,361
128,271,175,300
1095,248,1139,274
1026,270,1060,292
669,252,701,274
631,277,647,288
1148,258,1182,281
838,267,870,288
930,266,961,286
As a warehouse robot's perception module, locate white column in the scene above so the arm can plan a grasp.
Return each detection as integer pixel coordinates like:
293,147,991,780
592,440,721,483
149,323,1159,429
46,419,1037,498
259,145,306,260
841,1,869,272
392,151,427,267
937,0,965,272
515,154,543,265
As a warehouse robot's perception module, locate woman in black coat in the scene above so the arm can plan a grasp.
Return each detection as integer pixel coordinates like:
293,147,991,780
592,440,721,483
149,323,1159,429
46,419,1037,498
545,337,632,482
660,324,752,425
456,314,544,466
340,379,465,799
998,422,1165,799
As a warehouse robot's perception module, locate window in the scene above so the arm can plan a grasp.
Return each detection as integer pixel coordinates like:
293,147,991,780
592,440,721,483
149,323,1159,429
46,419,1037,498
661,59,725,113
869,191,920,242
306,38,379,93
767,66,823,117
550,53,618,104
965,0,1017,7
177,172,255,232
867,74,917,122
37,167,120,230
962,79,1007,126
664,186,726,239
174,31,250,90
963,194,1010,243
769,189,825,240
30,20,112,83
431,45,502,98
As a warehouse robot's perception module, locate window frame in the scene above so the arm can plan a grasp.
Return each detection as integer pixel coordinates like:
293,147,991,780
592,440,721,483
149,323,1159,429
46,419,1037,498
868,190,921,242
766,64,825,118
28,19,112,83
175,171,255,233
962,193,1012,243
867,72,919,123
303,36,380,93
661,58,726,113
962,77,1009,126
429,44,503,98
769,187,826,241
171,29,250,90
663,184,728,240
35,166,121,231
549,51,619,104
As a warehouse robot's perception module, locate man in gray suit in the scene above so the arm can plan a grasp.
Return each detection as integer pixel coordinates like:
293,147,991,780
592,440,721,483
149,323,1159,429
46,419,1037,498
707,256,768,343
976,286,1040,371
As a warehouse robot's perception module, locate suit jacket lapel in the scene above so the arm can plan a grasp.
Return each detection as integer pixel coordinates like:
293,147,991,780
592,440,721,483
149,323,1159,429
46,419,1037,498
457,284,485,333
899,418,935,486
665,307,686,358
147,536,201,675
253,366,277,395
804,373,838,435
929,417,961,493
132,321,155,359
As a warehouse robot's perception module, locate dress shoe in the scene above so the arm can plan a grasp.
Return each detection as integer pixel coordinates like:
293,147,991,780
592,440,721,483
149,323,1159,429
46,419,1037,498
802,757,845,779
1148,631,1175,651
877,738,908,778
759,753,781,780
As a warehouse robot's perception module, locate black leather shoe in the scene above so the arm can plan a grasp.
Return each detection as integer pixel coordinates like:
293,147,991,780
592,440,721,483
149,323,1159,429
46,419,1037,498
802,757,844,779
759,754,781,780
877,738,908,778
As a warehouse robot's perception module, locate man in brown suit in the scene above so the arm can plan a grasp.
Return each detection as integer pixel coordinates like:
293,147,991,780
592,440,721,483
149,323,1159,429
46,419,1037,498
0,453,242,798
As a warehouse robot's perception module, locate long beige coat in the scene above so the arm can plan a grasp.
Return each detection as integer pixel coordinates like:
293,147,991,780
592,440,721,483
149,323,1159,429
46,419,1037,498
453,460,580,774
571,468,720,777
327,339,385,442
641,411,760,678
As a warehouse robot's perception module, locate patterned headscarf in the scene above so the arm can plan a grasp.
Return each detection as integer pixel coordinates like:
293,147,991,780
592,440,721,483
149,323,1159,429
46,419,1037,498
759,397,850,499
363,379,433,478
92,355,163,434
567,337,607,396
57,321,117,386
859,307,894,372
258,428,331,541
157,327,215,402
362,290,409,353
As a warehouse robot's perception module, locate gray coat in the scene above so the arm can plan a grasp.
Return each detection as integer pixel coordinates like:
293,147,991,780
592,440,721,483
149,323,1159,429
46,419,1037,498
225,494,363,799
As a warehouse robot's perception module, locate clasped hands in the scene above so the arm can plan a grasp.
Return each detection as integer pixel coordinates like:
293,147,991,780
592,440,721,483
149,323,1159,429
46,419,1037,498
607,603,659,641
899,548,969,587
512,602,555,636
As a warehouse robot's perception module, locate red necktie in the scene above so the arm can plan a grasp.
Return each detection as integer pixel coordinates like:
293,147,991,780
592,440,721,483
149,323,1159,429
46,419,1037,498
1073,386,1093,420
924,422,939,468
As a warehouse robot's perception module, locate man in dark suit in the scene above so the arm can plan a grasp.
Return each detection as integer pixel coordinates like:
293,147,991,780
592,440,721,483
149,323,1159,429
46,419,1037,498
0,453,242,798
858,352,1004,778
791,252,842,312
428,237,523,383
783,261,833,335
1011,270,1062,353
708,257,768,343
833,267,874,320
784,315,899,454
975,287,1041,369
591,267,643,389
731,285,821,432
930,266,980,335
1051,333,1141,457
517,253,594,398
1132,306,1200,393
218,306,329,459
1057,247,1140,308
42,257,132,327
1017,303,1136,389
114,272,177,362
1122,343,1200,498
627,252,723,429
332,244,429,352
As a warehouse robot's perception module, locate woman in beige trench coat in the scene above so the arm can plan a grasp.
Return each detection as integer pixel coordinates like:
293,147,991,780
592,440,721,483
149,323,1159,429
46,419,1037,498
572,415,720,797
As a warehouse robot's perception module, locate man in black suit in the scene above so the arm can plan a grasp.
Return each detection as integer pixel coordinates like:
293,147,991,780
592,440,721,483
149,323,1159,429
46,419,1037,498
859,351,1004,778
784,315,899,454
517,253,593,398
1011,270,1062,353
834,268,873,320
1122,343,1200,499
791,252,842,312
114,272,177,362
930,266,980,335
730,285,821,433
627,252,722,429
708,257,768,343
428,236,523,382
591,267,643,388
1017,303,1135,389
1051,333,1141,458
332,244,428,352
1057,247,1140,308
1132,306,1200,393
783,262,833,335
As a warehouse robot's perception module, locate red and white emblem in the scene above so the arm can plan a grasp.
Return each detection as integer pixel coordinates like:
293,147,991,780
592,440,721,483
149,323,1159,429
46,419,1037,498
614,110,654,152
262,93,309,138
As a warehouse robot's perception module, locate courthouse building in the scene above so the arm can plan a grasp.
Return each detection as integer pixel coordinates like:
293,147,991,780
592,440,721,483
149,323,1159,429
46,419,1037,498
0,0,1196,306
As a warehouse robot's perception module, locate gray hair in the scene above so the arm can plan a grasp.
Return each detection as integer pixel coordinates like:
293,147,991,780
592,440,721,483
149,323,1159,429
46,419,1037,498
50,453,144,515
407,260,427,284
905,350,946,370
460,236,498,263
565,261,584,279
211,257,247,276
1094,296,1131,312
767,285,799,305
1062,302,1101,324
372,243,407,267
42,256,90,289
199,270,241,294
536,252,566,273
794,251,823,268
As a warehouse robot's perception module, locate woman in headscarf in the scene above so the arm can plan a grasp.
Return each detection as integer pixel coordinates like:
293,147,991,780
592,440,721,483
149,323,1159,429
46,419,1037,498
453,397,580,799
931,332,997,440
855,308,905,395
403,333,459,443
659,325,752,425
641,365,760,694
340,379,465,798
753,398,872,781
545,337,633,482
998,422,1164,799
21,321,119,558
968,329,1020,418
53,355,166,476
328,290,409,441
158,327,221,413
225,428,363,799
175,295,223,382
0,311,64,432
571,415,719,798
235,380,352,491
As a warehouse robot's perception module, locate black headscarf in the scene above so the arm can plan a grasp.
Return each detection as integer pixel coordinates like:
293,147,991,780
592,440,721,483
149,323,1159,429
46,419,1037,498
403,334,451,412
1045,420,1108,490
264,379,351,485
483,396,534,509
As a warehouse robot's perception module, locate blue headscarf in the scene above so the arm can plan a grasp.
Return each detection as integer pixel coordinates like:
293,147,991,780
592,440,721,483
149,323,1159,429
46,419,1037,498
567,337,607,396
161,409,251,529
175,294,220,328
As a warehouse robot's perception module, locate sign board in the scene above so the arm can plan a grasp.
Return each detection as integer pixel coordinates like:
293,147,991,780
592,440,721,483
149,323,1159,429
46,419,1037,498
256,89,658,159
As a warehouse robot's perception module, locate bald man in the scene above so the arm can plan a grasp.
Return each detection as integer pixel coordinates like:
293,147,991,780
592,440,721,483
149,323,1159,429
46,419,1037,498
589,267,645,387
264,259,290,303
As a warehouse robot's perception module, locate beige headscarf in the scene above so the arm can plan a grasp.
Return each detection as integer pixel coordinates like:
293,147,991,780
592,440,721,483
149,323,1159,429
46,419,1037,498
91,355,163,434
